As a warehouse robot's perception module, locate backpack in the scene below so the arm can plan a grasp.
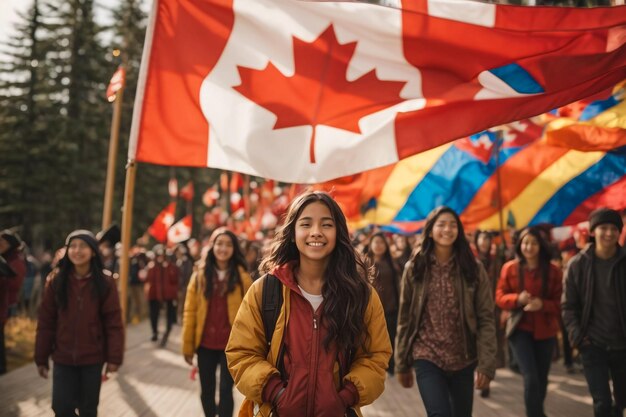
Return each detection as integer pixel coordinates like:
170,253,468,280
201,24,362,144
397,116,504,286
261,274,283,349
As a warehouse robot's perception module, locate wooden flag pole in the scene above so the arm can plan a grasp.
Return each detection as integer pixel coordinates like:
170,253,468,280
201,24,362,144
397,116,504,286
119,160,137,327
102,62,126,230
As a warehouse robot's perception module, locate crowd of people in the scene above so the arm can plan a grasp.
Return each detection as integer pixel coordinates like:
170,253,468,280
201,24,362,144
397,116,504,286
0,191,625,417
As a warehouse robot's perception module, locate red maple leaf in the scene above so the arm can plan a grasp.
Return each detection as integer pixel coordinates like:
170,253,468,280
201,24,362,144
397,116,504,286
234,25,406,164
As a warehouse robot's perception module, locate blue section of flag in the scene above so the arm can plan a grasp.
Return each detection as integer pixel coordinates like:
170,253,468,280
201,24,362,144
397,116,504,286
529,153,626,226
394,148,492,221
393,144,525,222
489,64,544,94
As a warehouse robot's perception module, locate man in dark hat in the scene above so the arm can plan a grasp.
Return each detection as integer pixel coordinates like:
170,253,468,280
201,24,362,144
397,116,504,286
562,207,626,417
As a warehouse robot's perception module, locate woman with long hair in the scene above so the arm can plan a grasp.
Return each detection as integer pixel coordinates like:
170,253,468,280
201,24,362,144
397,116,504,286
182,227,252,417
367,232,401,375
226,190,391,417
35,230,124,417
496,227,562,417
395,206,497,417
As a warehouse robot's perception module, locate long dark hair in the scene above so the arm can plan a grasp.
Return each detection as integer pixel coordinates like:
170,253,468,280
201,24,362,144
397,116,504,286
367,232,398,278
410,206,478,284
515,227,551,298
203,227,247,299
52,240,108,310
260,191,372,353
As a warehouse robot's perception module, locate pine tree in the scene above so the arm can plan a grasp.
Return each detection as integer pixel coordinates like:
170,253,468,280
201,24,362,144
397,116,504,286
0,0,114,247
0,0,60,246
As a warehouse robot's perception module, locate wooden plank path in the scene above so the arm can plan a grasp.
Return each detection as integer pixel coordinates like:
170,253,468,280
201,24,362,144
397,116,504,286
0,320,593,417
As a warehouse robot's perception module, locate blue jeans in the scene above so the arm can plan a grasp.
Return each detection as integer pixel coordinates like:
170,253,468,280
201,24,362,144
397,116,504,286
509,330,555,417
414,359,476,417
52,363,103,417
579,343,626,417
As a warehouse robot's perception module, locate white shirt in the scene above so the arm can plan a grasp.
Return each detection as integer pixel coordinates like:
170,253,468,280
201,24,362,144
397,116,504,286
298,285,324,312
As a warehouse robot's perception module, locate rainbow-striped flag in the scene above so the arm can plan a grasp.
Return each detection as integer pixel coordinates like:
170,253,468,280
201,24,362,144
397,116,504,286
320,82,626,232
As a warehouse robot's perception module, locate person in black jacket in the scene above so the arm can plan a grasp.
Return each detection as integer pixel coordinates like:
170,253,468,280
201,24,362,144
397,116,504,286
562,208,626,417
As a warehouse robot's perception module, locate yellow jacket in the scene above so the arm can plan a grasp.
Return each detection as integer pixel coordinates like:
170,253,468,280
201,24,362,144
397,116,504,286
182,264,252,356
225,277,392,417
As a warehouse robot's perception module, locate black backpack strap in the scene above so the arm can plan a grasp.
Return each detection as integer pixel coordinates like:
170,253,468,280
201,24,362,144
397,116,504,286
262,274,283,349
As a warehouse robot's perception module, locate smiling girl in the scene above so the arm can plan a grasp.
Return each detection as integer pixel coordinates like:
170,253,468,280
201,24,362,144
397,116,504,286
226,191,391,417
35,230,124,417
395,206,497,417
496,227,562,417
182,227,252,417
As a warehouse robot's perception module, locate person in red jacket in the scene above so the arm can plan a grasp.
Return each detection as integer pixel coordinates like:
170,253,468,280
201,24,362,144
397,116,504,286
35,230,124,417
226,191,391,417
0,230,26,375
145,244,179,347
496,227,562,417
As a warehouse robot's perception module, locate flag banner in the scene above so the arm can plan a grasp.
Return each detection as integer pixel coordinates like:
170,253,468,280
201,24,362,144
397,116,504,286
320,103,626,232
129,0,626,183
179,181,195,202
168,215,192,244
106,66,126,102
544,82,626,151
148,202,177,242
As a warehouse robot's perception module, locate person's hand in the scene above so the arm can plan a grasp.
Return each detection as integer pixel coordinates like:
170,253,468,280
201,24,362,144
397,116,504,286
105,363,119,374
184,354,194,366
524,297,543,312
517,290,531,306
475,371,491,390
37,366,49,379
397,371,414,388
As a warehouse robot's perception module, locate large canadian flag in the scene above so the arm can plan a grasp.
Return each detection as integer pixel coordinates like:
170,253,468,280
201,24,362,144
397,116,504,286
129,0,626,183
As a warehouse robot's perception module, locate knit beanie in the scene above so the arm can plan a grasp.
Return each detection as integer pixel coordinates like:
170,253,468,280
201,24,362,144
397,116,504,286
65,229,100,254
588,208,623,232
0,230,21,252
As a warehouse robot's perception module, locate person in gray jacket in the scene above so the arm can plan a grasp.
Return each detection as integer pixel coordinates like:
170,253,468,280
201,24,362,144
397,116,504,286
562,207,626,417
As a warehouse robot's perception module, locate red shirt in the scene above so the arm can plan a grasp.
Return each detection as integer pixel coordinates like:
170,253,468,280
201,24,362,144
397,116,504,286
200,275,232,350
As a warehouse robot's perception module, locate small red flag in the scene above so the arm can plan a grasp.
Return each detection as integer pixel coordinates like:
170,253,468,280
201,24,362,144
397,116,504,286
148,202,176,242
179,181,195,202
168,215,192,244
106,66,126,102
202,185,220,207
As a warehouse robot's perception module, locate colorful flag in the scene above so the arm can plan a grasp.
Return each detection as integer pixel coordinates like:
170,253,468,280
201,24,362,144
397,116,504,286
129,0,626,183
168,215,192,244
106,66,126,102
544,82,626,151
322,105,626,232
148,202,177,242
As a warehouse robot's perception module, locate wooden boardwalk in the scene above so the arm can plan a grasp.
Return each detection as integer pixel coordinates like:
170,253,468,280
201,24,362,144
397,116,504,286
0,320,593,417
